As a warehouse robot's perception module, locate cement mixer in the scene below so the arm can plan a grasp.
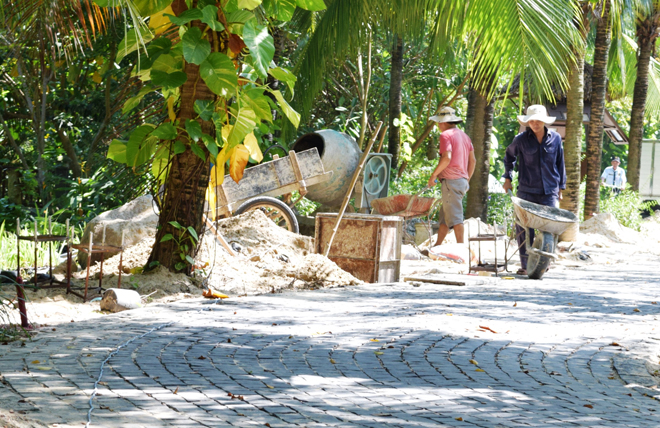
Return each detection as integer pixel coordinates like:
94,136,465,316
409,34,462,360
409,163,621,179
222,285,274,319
292,130,391,210
210,130,390,234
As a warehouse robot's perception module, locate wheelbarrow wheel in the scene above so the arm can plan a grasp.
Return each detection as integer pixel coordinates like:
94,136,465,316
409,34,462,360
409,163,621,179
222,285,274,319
526,231,554,279
234,196,299,234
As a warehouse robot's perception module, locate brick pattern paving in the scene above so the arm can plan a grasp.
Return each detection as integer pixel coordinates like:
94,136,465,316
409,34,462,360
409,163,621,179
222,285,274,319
1,257,660,427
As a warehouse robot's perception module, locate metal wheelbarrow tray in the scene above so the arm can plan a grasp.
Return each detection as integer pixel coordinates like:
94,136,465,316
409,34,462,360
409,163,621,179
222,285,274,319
510,195,578,279
511,196,577,236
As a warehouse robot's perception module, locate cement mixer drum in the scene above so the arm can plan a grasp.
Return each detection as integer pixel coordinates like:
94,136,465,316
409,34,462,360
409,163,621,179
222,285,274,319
292,130,361,207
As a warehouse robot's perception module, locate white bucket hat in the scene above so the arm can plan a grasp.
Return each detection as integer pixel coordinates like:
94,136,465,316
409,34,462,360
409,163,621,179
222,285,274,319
517,104,556,126
430,106,463,124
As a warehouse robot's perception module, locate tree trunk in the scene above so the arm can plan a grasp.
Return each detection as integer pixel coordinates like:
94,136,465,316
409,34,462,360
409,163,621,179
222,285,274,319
0,112,29,170
387,35,403,168
357,31,372,150
583,3,611,220
57,127,83,178
628,17,659,191
464,87,493,221
147,0,216,273
559,52,585,241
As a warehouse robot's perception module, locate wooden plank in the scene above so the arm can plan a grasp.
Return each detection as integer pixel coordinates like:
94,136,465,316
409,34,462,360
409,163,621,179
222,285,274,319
403,274,494,286
288,150,308,195
218,148,325,204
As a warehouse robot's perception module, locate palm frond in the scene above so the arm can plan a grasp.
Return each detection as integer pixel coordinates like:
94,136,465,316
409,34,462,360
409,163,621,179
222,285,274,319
2,0,112,57
613,32,660,117
465,0,582,101
285,0,370,137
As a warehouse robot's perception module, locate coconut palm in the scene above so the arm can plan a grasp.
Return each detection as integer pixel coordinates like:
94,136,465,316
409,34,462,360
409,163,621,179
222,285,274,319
627,0,660,191
584,1,614,220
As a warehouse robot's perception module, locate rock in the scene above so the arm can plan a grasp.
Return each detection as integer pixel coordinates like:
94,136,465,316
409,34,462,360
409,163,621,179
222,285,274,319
78,195,158,268
401,244,423,260
100,288,142,313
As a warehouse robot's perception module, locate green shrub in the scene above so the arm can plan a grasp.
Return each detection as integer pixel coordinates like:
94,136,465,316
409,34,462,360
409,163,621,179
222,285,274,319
599,187,657,231
487,193,514,231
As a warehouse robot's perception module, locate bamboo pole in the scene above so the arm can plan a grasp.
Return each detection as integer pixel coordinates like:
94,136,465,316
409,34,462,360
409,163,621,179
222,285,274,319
324,122,383,257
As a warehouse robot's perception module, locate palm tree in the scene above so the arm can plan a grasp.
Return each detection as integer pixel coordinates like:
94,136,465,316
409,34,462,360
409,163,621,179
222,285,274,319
627,0,660,191
584,1,613,220
387,35,404,168
560,3,591,241
464,87,494,221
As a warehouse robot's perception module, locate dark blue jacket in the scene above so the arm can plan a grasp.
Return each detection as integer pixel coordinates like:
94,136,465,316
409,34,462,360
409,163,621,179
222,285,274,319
503,128,566,195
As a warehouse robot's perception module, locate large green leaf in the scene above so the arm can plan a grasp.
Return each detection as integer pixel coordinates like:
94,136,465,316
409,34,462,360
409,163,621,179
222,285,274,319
151,146,171,182
166,8,203,26
243,19,274,79
107,139,127,164
238,0,262,10
135,0,172,16
226,10,254,24
270,89,300,128
268,67,296,95
227,108,257,147
182,27,211,65
151,53,183,73
201,5,225,31
190,142,207,161
151,70,187,89
185,120,203,142
151,123,178,140
194,100,215,121
122,86,154,114
242,89,273,122
136,37,172,69
126,125,156,168
173,141,187,154
223,0,239,13
202,134,218,158
262,0,296,21
295,0,325,11
117,27,153,63
199,52,238,97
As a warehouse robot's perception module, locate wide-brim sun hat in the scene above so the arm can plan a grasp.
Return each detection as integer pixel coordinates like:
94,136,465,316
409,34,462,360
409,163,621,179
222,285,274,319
517,104,556,126
430,106,463,124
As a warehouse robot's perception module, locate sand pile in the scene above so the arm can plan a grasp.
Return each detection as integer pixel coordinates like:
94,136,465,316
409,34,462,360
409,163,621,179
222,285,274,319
198,210,361,295
74,210,360,298
579,212,643,244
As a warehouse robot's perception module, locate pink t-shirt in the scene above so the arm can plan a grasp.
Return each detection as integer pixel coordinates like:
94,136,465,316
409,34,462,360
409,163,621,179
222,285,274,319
438,127,474,180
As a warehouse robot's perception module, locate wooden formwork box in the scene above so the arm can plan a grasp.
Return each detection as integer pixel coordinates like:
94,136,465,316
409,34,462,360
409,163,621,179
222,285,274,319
314,213,402,283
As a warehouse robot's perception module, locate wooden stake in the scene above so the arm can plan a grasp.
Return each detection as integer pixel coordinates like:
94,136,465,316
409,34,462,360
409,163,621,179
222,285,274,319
204,215,237,256
376,125,389,153
324,121,383,257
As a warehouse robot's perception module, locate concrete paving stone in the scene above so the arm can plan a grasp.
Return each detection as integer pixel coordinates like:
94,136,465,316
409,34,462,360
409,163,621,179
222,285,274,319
6,260,660,426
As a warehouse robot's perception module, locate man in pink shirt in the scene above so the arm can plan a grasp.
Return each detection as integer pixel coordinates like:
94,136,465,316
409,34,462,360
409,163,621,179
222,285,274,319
427,107,476,245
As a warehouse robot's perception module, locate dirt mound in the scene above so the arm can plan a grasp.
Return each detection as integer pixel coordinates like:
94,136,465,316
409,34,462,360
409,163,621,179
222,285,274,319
76,210,360,298
580,212,643,244
198,210,361,295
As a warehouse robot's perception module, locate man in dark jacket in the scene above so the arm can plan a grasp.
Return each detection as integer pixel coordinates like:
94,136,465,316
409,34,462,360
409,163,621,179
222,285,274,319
503,105,566,275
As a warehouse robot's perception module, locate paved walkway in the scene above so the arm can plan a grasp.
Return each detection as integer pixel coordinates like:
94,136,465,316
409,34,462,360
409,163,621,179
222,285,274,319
2,255,660,427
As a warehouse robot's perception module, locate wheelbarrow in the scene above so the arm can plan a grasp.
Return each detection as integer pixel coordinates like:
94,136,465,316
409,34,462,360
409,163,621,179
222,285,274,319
370,186,440,219
510,192,578,279
371,186,441,245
